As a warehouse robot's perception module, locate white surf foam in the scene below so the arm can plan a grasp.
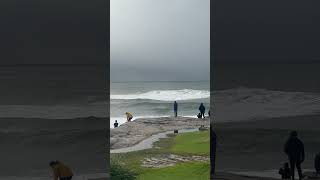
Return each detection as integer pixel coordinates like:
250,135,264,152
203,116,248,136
111,89,210,101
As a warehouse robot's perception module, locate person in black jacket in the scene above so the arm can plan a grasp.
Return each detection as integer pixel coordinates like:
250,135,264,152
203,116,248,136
174,101,178,117
199,103,205,118
114,120,119,128
284,131,305,180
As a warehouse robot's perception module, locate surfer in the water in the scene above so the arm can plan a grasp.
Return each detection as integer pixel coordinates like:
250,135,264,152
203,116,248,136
49,161,73,180
125,112,133,122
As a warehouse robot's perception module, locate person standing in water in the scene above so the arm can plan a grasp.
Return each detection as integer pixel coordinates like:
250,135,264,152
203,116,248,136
199,103,205,118
174,101,178,117
284,131,305,180
125,112,133,122
49,161,73,180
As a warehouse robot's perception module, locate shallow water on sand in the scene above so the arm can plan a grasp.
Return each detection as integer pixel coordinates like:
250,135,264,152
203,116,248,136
111,128,198,153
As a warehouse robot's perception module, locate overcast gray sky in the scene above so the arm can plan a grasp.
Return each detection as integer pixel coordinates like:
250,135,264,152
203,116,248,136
110,0,210,82
1,0,107,65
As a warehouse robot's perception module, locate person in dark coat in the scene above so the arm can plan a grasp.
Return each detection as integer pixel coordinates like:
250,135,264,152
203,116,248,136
199,103,205,118
114,120,119,128
284,131,305,180
174,101,178,117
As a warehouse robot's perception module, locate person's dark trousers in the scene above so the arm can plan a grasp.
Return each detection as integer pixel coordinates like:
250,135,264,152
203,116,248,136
210,127,217,180
201,112,205,118
60,176,72,180
289,158,303,180
174,111,177,117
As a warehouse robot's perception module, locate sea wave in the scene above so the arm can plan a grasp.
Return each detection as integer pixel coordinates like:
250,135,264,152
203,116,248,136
212,87,320,122
111,89,210,101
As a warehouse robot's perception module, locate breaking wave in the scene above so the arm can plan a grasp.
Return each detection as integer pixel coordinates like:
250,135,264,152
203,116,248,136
111,89,210,101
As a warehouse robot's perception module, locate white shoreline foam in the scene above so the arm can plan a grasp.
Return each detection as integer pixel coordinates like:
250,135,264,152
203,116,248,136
111,89,210,101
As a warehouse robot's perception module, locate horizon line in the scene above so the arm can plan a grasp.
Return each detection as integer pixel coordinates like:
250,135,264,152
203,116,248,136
111,80,210,83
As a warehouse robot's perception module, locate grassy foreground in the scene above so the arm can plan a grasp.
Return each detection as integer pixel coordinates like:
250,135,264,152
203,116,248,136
138,162,210,180
111,130,210,180
171,131,210,156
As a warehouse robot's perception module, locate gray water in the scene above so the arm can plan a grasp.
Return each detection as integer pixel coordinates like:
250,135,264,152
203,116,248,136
0,65,107,178
110,81,210,127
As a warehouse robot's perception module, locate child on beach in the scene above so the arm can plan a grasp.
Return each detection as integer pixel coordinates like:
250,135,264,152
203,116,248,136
114,120,119,128
279,162,291,179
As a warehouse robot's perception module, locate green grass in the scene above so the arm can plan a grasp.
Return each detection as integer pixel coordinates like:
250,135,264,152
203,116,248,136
110,161,137,180
137,162,210,180
171,131,210,156
111,130,210,180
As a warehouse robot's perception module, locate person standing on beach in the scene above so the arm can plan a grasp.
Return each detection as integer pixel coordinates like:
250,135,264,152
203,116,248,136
114,120,119,128
49,161,73,180
199,103,205,118
284,131,305,180
174,101,178,117
125,112,133,122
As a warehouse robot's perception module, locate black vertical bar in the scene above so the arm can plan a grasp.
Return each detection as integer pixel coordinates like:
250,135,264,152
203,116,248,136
210,0,217,179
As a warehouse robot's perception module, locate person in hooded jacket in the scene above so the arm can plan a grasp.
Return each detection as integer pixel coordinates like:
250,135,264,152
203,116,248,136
284,131,305,180
199,103,205,118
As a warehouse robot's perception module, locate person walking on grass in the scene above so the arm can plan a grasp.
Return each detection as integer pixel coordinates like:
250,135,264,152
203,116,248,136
49,161,73,180
199,103,205,118
174,101,178,117
284,131,305,180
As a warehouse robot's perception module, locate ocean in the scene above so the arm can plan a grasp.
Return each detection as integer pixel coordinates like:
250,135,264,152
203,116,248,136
110,81,210,127
211,63,320,123
0,65,107,178
111,80,320,129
